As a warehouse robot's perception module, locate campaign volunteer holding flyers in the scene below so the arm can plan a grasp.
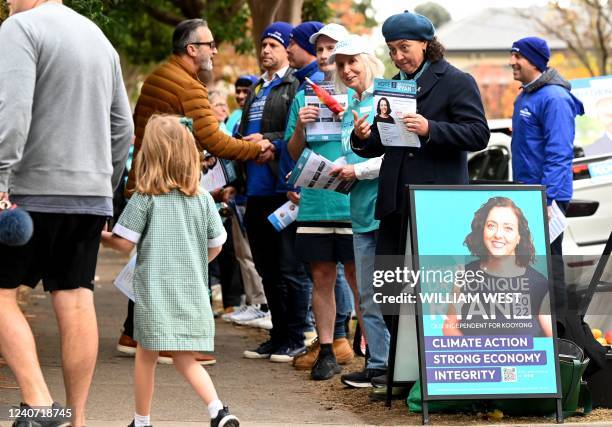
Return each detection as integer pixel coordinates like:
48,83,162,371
328,35,395,387
286,24,361,381
350,11,489,257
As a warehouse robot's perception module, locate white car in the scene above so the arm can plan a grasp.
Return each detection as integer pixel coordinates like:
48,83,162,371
468,120,612,291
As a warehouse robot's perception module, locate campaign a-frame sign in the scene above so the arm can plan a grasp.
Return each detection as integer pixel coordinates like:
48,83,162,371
388,185,562,425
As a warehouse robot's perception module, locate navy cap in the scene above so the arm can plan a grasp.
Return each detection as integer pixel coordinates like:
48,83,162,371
235,75,258,87
290,21,324,56
261,22,293,48
511,37,550,72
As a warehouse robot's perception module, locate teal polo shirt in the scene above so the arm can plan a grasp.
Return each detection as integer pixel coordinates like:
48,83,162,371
284,89,351,222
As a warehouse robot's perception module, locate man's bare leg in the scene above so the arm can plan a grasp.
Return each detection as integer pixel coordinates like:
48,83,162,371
0,288,53,406
310,261,337,344
52,288,98,427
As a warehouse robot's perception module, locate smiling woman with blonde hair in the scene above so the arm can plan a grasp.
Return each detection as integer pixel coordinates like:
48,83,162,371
327,35,392,388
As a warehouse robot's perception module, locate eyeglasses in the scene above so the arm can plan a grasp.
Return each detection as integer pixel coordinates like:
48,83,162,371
188,40,217,50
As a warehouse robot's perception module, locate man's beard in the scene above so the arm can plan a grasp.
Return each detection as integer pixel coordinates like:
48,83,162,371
201,57,213,72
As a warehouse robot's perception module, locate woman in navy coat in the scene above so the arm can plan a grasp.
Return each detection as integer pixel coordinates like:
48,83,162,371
351,11,490,256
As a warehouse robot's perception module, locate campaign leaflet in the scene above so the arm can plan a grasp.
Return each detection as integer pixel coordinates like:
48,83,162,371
200,158,238,192
305,81,347,143
114,254,136,301
288,148,355,194
410,187,559,398
267,201,299,232
571,75,612,157
373,79,420,148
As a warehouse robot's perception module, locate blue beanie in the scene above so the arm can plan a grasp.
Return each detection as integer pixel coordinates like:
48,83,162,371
290,21,324,56
235,75,258,87
261,22,293,48
382,11,435,42
511,37,550,72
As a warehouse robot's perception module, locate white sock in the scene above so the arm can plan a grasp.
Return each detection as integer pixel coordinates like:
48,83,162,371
208,399,224,419
134,412,151,427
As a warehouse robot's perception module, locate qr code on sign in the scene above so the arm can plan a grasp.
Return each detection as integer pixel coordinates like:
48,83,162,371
502,367,517,382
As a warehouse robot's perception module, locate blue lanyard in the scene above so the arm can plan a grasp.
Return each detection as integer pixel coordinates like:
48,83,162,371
399,61,430,87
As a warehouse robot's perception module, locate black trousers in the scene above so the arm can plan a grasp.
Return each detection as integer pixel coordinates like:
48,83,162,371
245,195,311,346
217,217,244,308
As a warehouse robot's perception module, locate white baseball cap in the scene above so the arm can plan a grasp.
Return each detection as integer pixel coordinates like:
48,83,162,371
327,35,374,64
308,23,349,45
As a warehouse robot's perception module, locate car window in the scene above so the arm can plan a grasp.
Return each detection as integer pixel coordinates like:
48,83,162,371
469,147,509,181
469,152,488,181
482,147,509,180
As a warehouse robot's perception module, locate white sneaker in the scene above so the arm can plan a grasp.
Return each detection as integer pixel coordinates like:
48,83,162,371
232,305,267,324
221,304,247,322
241,314,273,330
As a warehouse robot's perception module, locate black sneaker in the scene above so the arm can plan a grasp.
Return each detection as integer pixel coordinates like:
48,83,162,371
243,339,280,359
341,368,387,388
210,406,239,427
127,421,152,427
310,353,342,381
371,372,388,388
269,342,307,363
11,402,71,427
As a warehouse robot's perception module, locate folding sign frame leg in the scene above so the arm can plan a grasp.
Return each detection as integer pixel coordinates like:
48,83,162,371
556,398,564,423
422,401,430,425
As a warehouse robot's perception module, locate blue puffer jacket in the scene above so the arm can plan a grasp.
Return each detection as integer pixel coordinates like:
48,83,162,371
511,68,584,205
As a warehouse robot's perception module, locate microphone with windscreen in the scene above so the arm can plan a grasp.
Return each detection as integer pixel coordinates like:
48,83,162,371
0,200,33,246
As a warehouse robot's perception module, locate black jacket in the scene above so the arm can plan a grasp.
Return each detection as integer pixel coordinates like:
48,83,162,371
238,67,298,143
351,59,489,219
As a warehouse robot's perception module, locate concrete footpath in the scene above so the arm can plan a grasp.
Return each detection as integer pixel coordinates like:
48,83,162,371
1,248,611,426
0,248,368,426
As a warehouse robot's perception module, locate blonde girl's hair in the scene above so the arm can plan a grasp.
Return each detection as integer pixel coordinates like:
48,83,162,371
334,53,385,93
134,114,201,196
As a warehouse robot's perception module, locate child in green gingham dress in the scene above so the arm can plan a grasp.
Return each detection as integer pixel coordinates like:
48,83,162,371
102,115,240,427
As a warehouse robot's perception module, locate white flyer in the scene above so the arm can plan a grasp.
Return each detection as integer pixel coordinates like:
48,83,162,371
267,201,299,232
288,148,356,194
114,254,136,301
548,201,568,243
373,79,421,148
200,157,227,192
304,81,347,142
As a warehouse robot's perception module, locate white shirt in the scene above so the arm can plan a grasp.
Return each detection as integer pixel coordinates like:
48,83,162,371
261,65,290,88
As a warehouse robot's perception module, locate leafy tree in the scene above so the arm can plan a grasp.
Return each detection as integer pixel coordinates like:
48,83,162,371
0,1,8,23
330,0,376,34
1,0,375,63
518,0,611,76
60,0,252,64
414,2,451,29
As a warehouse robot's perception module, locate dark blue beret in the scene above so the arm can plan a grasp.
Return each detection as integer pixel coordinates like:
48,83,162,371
382,11,435,42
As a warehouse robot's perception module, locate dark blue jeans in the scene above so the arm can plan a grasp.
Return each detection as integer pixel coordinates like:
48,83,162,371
334,263,352,339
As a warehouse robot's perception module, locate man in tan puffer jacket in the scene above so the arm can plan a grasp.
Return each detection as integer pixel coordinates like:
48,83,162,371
125,18,272,197
118,19,273,364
